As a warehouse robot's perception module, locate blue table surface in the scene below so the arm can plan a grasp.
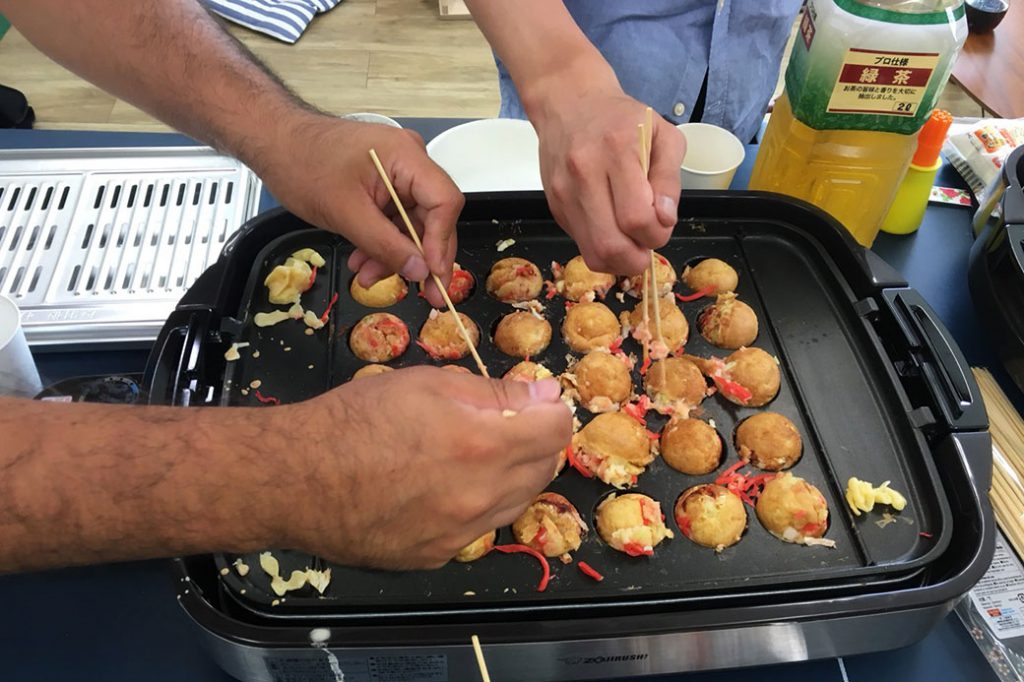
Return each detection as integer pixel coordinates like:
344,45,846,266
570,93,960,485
1,124,1018,682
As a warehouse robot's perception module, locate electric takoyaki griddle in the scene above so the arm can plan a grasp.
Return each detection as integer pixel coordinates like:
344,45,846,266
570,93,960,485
146,192,992,682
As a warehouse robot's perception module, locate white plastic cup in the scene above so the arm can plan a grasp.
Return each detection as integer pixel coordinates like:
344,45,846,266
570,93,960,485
675,122,746,190
0,295,42,398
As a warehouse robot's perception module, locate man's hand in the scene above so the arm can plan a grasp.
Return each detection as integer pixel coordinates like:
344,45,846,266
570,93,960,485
279,367,572,569
257,115,464,307
464,0,687,276
529,80,686,275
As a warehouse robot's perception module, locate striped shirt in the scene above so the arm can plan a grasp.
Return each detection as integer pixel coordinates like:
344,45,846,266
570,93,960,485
202,0,341,43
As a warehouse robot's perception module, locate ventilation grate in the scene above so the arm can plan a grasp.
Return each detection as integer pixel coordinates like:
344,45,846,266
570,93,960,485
0,147,262,347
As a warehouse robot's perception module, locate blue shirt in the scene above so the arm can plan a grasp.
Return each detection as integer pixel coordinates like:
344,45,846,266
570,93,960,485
497,0,803,144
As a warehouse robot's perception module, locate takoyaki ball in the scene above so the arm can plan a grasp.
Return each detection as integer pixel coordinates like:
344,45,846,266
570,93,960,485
494,311,552,358
553,447,567,478
512,492,588,563
571,350,632,412
623,252,676,298
350,313,410,362
351,364,394,380
756,472,831,545
486,257,543,302
624,296,689,354
560,255,616,302
454,530,496,563
447,264,475,305
441,364,473,374
661,417,722,475
596,493,674,557
504,360,555,382
418,310,480,360
735,412,802,471
571,412,654,488
725,347,780,407
675,484,747,551
682,258,738,296
643,357,707,411
698,293,758,349
562,302,620,353
350,273,407,308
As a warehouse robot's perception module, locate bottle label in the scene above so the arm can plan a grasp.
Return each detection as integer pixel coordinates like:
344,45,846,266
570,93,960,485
825,48,940,117
787,0,966,134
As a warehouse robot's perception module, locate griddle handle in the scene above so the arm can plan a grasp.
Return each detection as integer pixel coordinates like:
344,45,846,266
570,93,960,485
881,289,988,433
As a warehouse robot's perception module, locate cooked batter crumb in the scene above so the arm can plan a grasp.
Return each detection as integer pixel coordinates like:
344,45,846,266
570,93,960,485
271,599,280,606
219,567,230,576
233,558,250,577
305,328,315,336
308,364,315,370
249,379,262,390
240,589,246,595
252,351,261,359
224,342,250,362
240,388,249,396
464,590,476,596
284,347,292,352
496,238,515,252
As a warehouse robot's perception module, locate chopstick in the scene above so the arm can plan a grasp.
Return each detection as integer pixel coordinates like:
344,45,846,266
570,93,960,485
637,110,665,359
974,368,1024,555
471,634,492,682
368,148,489,377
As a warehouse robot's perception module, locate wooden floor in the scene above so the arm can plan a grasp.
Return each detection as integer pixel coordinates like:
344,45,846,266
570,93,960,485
0,0,981,132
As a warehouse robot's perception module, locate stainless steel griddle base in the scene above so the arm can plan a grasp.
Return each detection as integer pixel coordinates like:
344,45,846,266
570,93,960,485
185,604,952,682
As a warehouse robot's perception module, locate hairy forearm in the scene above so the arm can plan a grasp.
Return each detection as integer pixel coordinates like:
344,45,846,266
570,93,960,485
0,0,314,174
0,398,290,572
464,0,619,118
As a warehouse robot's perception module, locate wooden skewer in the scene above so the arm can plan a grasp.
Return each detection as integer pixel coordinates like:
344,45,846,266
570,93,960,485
368,149,489,377
973,367,1024,555
640,269,650,366
471,635,492,682
637,119,665,357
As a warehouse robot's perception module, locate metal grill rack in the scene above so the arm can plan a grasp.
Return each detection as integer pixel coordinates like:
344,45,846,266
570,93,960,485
0,147,261,347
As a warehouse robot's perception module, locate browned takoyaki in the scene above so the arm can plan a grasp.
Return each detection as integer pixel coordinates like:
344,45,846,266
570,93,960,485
735,412,802,471
503,360,555,382
596,493,673,556
349,313,410,362
454,530,497,563
562,302,620,353
556,255,616,302
446,264,475,305
622,296,689,356
675,484,747,551
567,350,632,413
417,310,480,360
643,357,707,413
350,273,407,308
512,492,588,564
570,412,654,488
486,258,543,302
661,417,722,475
698,293,758,349
622,252,676,298
756,473,833,547
494,311,552,358
351,364,394,380
681,258,738,297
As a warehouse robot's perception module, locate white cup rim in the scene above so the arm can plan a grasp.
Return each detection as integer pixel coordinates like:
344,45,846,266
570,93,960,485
0,295,20,351
676,122,746,175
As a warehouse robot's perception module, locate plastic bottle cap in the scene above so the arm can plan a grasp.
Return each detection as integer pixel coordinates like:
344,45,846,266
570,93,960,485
912,109,954,167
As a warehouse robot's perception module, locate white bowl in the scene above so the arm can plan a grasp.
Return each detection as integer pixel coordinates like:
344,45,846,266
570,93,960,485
426,119,542,193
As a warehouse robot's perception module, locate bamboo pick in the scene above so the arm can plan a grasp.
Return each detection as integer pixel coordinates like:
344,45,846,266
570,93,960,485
637,122,665,359
973,367,1024,556
471,635,492,682
640,270,650,367
368,149,489,377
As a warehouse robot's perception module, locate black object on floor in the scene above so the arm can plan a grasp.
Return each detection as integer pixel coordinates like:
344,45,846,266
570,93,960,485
0,84,34,129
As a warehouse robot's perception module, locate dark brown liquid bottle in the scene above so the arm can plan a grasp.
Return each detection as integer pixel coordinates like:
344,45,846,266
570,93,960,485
965,0,1010,33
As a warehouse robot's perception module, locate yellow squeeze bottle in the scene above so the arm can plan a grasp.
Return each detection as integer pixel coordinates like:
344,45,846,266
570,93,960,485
881,109,953,235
